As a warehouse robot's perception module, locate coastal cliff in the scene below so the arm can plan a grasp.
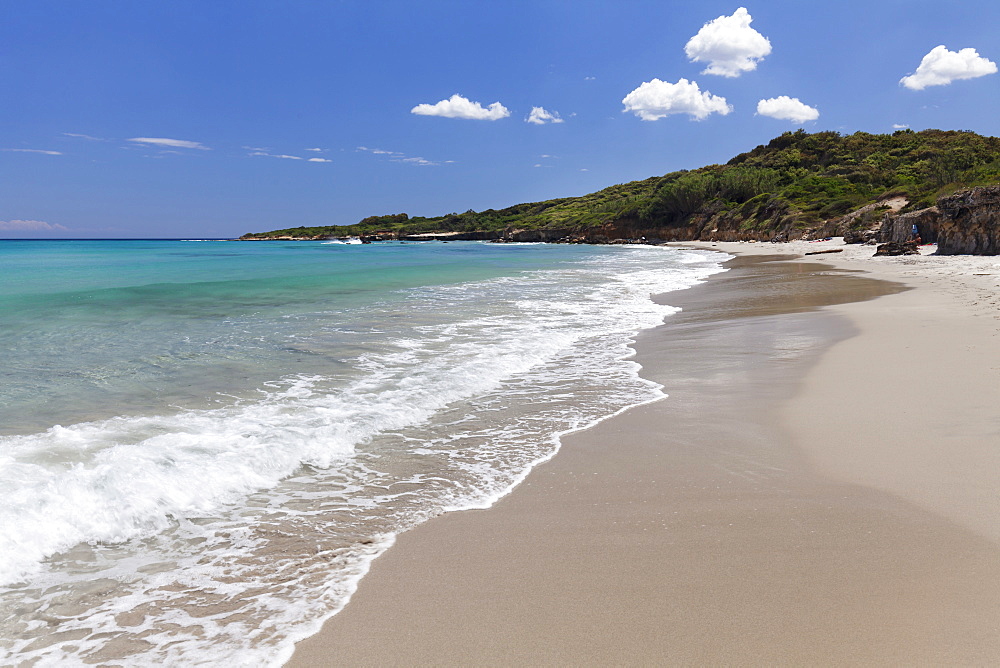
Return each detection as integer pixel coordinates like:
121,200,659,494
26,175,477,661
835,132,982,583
864,185,1000,254
936,186,1000,255
241,129,1000,254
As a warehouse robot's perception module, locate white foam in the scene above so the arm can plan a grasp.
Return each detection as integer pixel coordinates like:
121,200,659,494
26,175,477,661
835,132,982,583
321,238,363,245
0,245,730,665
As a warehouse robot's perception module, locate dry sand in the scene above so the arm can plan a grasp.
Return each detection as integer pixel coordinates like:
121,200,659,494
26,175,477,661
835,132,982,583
289,240,1000,666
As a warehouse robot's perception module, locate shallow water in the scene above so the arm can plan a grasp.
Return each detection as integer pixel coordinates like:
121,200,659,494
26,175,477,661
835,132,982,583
0,239,728,665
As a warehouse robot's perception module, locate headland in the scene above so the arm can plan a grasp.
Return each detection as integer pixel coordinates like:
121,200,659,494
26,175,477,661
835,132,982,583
240,129,1000,257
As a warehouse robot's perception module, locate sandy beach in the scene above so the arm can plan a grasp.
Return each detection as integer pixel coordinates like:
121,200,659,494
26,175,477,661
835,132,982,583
288,240,1000,665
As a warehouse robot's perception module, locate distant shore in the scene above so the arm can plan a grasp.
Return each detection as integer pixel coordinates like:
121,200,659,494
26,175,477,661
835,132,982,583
288,239,1000,665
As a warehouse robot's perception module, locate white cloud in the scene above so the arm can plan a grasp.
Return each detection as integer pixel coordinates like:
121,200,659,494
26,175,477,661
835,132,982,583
307,157,331,163
249,151,302,160
398,156,437,166
304,147,324,152
128,137,209,150
526,107,564,125
357,146,441,166
2,148,62,155
684,7,771,77
893,123,909,129
63,133,103,141
0,219,69,231
900,45,997,90
411,94,510,120
584,76,596,81
622,78,732,121
756,96,819,123
357,146,402,156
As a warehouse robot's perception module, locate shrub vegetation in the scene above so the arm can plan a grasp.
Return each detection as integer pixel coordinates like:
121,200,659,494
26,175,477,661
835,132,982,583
242,129,1000,239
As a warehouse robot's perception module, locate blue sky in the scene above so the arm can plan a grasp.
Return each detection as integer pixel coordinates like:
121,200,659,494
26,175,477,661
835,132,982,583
2,0,999,238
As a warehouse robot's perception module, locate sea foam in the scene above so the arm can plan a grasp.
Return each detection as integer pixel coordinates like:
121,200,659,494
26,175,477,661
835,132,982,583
0,244,728,665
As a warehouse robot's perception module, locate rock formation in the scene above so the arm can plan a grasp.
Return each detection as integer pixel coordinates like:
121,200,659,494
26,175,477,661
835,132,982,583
874,241,920,256
879,206,940,244
936,186,1000,255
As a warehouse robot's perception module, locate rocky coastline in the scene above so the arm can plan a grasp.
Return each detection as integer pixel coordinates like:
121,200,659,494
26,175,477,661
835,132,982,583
240,185,1000,255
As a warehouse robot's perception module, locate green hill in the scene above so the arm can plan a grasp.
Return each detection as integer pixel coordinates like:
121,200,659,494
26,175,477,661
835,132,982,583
241,129,1000,242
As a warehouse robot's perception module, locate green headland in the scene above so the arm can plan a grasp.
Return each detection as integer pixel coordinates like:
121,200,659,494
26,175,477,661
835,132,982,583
241,129,1000,243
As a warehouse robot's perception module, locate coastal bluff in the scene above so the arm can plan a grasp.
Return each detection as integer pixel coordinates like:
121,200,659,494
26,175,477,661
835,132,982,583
872,185,1000,254
241,185,1000,255
240,129,1000,255
937,186,1000,254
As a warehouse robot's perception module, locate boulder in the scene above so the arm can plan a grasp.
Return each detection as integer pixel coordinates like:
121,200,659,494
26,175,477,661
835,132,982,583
874,241,920,256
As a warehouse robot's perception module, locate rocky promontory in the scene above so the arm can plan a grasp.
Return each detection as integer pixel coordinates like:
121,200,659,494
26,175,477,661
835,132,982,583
240,129,1000,255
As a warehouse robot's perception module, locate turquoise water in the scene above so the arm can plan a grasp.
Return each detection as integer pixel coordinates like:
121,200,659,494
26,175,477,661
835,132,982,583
0,239,728,665
1,240,602,433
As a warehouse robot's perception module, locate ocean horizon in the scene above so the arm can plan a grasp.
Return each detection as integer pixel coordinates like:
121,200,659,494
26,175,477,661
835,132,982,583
0,239,728,664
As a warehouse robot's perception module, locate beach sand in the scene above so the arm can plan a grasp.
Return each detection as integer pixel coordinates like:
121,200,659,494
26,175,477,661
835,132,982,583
288,240,1000,665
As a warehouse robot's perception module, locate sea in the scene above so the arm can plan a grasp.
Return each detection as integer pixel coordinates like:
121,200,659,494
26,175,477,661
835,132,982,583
0,238,728,666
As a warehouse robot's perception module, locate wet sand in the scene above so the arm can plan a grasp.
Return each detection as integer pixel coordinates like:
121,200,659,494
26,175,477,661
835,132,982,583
289,248,1000,665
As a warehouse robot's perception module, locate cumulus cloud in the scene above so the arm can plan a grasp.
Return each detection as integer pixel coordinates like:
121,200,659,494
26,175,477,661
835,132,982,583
2,148,62,155
622,78,732,121
684,7,771,77
893,123,909,129
128,137,209,150
756,96,819,123
526,107,564,125
411,94,510,120
900,45,997,90
0,219,69,231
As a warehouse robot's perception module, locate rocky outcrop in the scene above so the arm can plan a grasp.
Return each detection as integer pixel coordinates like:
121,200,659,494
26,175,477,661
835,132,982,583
843,228,880,244
936,186,1000,255
874,241,920,256
879,206,940,244
498,228,576,242
240,185,1000,251
837,197,909,243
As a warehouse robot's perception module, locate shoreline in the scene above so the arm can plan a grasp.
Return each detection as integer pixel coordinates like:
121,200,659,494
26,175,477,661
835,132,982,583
687,240,1000,544
288,241,1000,665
